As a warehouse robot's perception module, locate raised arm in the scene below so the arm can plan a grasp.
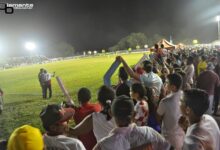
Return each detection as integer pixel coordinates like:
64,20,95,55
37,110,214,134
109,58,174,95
103,59,121,86
116,56,140,81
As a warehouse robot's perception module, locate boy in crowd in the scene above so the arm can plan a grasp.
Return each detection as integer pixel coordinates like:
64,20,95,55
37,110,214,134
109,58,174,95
40,104,85,150
73,87,101,150
130,83,149,126
116,56,163,101
180,89,220,150
93,95,169,150
157,73,185,150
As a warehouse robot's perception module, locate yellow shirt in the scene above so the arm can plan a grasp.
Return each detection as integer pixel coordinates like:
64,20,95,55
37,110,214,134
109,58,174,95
197,61,207,75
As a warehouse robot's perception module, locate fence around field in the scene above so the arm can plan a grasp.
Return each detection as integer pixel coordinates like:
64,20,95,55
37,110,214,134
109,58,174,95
0,49,149,70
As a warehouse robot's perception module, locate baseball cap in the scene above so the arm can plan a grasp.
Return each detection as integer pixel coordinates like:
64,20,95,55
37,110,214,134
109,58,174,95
7,125,44,150
40,104,75,130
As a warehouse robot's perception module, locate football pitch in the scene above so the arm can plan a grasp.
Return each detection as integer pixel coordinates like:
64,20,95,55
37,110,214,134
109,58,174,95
0,53,144,139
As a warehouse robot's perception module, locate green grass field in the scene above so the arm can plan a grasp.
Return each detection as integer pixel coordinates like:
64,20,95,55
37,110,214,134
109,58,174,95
0,53,145,140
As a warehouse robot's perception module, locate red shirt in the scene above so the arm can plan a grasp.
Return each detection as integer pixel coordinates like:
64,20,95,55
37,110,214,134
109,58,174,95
73,102,101,150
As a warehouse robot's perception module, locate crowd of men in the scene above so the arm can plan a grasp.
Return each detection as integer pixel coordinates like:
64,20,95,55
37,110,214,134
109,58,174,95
1,44,220,150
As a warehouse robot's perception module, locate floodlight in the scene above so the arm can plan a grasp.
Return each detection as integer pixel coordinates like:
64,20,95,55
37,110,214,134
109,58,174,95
216,16,220,22
144,44,148,48
25,42,36,51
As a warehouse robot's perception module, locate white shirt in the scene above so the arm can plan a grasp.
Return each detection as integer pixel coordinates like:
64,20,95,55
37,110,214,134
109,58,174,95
94,123,169,150
184,64,194,85
43,134,86,150
92,112,116,142
134,100,149,126
46,73,54,81
183,115,220,150
140,72,163,96
157,91,185,148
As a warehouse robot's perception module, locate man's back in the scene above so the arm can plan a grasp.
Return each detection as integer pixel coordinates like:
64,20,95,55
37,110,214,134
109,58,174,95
74,103,101,124
95,124,169,150
197,70,220,95
140,72,163,97
43,134,85,150
157,91,185,149
183,115,220,150
157,91,183,135
73,103,101,150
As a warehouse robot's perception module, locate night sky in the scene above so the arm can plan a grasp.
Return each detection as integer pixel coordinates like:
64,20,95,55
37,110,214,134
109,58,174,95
0,0,220,57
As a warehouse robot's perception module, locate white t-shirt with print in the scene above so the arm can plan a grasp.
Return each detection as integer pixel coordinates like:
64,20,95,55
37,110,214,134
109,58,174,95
157,90,185,149
134,100,149,126
43,134,85,150
94,123,170,150
92,112,116,142
183,115,220,150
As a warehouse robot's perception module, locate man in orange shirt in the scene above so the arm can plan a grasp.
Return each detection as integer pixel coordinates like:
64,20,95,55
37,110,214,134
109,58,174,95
73,87,101,150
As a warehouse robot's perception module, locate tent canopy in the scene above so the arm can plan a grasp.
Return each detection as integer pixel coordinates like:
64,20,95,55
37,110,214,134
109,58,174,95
176,43,185,49
155,39,176,50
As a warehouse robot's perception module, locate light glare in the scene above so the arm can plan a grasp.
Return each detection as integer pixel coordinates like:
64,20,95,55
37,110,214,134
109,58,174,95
217,16,220,22
25,42,36,51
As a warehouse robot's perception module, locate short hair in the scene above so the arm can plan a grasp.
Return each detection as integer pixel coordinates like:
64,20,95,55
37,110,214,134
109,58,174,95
167,73,182,90
131,83,146,99
142,60,152,69
144,64,153,73
201,55,206,61
116,83,130,97
119,67,128,81
187,56,194,65
111,95,134,126
161,44,164,48
184,89,209,117
154,44,159,49
78,87,91,103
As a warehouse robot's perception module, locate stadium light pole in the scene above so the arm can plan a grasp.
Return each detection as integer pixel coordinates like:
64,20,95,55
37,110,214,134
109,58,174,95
217,16,220,40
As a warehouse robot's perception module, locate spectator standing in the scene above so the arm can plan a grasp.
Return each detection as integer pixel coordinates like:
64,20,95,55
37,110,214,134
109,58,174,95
43,70,55,99
184,56,195,89
116,56,163,102
93,95,169,150
197,63,220,114
157,73,185,150
130,83,149,126
115,67,130,97
180,89,220,150
38,68,45,98
73,87,101,150
197,55,207,76
69,85,116,142
214,55,220,115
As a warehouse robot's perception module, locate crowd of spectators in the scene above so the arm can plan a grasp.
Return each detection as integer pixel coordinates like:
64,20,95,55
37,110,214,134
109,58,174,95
1,44,220,150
